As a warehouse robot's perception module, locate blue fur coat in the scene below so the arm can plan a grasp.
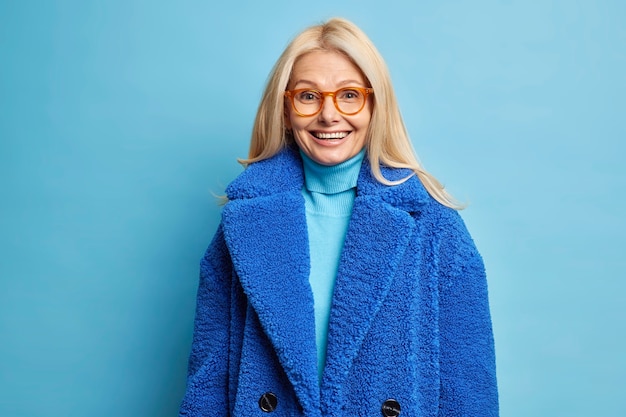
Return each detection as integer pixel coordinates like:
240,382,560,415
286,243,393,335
179,147,498,416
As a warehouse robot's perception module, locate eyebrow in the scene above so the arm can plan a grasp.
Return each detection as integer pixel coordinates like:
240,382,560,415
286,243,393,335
293,79,366,89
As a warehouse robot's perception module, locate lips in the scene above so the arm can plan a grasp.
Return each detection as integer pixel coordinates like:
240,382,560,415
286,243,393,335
311,131,350,140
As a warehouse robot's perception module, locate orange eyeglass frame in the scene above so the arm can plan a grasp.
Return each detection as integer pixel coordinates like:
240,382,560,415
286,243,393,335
284,87,374,117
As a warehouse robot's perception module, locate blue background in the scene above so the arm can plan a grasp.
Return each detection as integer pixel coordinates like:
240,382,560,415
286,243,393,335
1,1,624,416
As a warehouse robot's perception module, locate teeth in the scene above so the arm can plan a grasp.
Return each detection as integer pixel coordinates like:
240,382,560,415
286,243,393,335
314,131,349,139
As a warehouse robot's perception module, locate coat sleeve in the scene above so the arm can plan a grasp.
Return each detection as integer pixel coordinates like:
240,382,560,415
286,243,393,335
434,207,499,416
179,223,232,416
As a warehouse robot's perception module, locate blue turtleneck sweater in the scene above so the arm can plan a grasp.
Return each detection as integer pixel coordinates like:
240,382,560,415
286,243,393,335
300,149,366,382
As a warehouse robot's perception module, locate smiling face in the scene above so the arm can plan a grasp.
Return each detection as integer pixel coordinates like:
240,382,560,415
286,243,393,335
286,50,372,166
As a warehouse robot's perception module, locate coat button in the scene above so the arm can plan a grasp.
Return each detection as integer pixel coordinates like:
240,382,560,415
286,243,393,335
381,399,401,417
258,392,278,413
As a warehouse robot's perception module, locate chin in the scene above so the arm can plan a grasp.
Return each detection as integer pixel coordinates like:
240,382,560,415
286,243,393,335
310,150,354,166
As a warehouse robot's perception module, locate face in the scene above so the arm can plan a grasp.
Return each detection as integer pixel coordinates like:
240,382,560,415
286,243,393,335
286,50,372,166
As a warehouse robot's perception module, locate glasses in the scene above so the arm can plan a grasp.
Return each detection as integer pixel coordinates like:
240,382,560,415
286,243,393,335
284,87,373,117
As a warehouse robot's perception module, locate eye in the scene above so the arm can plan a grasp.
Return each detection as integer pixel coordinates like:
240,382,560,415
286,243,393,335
338,89,362,101
297,90,321,102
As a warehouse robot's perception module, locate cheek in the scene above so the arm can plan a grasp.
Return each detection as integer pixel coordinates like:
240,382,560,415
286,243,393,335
285,106,310,132
356,112,373,131
362,102,374,128
289,114,312,133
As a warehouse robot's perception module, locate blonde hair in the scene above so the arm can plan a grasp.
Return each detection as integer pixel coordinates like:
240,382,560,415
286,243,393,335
243,17,462,209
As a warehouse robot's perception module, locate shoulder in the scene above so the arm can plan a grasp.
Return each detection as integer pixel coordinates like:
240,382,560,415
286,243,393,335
357,161,441,215
359,164,473,243
225,147,304,200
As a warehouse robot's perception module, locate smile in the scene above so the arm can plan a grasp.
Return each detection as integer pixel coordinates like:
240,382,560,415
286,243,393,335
312,131,350,140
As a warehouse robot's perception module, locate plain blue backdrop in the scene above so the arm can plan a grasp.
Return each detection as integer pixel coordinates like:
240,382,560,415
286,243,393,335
1,1,624,416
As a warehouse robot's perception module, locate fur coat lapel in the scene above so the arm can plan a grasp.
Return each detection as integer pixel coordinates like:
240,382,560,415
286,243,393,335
221,147,430,410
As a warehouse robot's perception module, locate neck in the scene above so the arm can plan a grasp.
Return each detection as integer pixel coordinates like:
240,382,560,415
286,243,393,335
300,149,366,195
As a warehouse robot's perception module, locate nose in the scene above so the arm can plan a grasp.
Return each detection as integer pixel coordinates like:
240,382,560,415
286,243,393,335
318,95,340,124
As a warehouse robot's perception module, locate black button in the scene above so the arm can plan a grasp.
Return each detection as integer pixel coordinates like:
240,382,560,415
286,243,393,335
259,392,278,413
381,399,401,417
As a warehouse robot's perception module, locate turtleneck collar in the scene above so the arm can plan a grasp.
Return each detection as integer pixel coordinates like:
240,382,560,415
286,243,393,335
299,148,366,195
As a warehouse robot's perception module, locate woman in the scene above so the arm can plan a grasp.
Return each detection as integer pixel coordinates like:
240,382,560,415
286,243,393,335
179,17,498,417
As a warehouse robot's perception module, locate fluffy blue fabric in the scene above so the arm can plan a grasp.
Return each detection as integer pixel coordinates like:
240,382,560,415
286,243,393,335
179,146,499,417
299,148,365,382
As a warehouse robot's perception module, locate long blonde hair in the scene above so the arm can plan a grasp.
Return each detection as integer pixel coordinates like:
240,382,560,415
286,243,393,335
243,17,461,209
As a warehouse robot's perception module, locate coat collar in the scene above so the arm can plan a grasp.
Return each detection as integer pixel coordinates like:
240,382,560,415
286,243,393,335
222,146,431,411
226,145,431,207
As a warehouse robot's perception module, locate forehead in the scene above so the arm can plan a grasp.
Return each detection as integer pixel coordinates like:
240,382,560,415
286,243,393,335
290,50,366,87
